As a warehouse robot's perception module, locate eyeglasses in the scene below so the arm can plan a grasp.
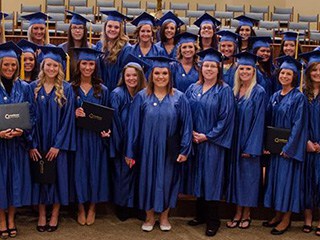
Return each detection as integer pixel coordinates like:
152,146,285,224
71,26,85,31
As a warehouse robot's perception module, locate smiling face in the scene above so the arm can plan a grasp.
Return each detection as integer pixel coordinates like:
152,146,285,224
238,65,255,83
152,67,170,89
1,57,18,79
202,61,219,81
139,24,153,43
180,42,196,59
164,22,176,40
200,23,214,38
256,47,271,62
283,41,296,57
70,24,85,41
24,52,36,73
79,60,96,78
310,63,320,84
124,67,139,89
279,68,294,87
105,20,121,40
31,24,46,42
239,26,251,40
220,41,235,57
43,58,59,80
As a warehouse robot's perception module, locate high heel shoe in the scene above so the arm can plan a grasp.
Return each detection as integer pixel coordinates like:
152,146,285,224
47,224,59,232
7,228,17,238
0,229,8,239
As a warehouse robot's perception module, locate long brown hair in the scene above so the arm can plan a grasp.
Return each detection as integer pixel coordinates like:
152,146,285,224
198,61,223,85
176,42,200,70
118,65,147,96
133,24,156,44
304,62,320,102
72,60,103,98
146,67,173,96
159,21,179,43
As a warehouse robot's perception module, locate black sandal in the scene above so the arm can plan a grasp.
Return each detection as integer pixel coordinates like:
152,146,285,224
226,219,241,228
315,227,320,236
0,230,8,239
302,225,313,233
239,219,252,229
7,228,17,238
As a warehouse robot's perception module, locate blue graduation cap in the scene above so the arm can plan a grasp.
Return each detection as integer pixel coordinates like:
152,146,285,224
0,41,22,59
249,36,272,50
72,47,103,61
174,32,198,45
40,46,67,62
123,53,151,73
234,15,258,27
280,31,304,41
143,56,175,68
315,46,320,51
21,12,51,26
216,30,241,43
66,10,90,25
194,13,221,28
131,12,156,27
197,48,223,63
100,10,131,22
156,11,185,28
234,51,259,67
299,49,320,66
17,39,38,54
276,55,302,73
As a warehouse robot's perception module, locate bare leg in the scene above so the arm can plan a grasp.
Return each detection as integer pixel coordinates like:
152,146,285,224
159,208,170,227
7,206,17,237
49,204,60,227
144,209,155,226
239,207,251,229
303,209,313,233
77,203,86,226
226,205,242,228
275,211,291,231
86,203,96,226
38,204,46,227
0,209,8,238
316,209,320,236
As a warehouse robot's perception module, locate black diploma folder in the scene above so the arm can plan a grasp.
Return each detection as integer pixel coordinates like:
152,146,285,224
0,102,31,130
31,153,57,184
265,126,291,154
77,101,114,133
166,132,181,161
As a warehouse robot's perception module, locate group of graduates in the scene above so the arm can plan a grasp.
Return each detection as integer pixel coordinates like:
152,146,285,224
0,7,320,239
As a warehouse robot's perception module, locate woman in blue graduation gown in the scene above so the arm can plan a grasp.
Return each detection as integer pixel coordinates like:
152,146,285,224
234,15,257,52
109,55,148,221
95,11,131,91
263,56,308,235
0,42,33,238
71,48,111,226
130,12,165,79
226,52,266,229
154,11,184,59
185,48,235,236
29,46,76,232
125,56,192,232
299,50,320,235
216,30,241,88
172,32,199,93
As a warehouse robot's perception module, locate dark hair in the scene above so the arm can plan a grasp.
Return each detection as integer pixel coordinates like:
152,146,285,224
72,60,103,98
118,65,147,96
198,26,219,50
235,25,256,51
198,61,223,85
304,62,320,102
277,68,299,88
279,40,302,58
159,21,179,43
25,52,39,82
253,47,273,78
146,67,173,95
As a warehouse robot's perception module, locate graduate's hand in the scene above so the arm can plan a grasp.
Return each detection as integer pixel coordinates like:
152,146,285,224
241,153,251,158
306,140,316,152
280,151,289,158
10,128,24,137
75,107,86,118
125,157,135,168
193,132,207,144
263,150,271,155
0,129,13,139
314,143,320,153
46,147,59,161
101,129,111,138
176,154,187,163
30,148,42,161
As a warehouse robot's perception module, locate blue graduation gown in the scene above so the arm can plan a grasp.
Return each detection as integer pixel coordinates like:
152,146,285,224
109,86,137,207
172,62,199,93
155,41,178,59
264,88,308,213
226,84,266,207
129,43,165,80
257,69,273,103
96,42,132,92
0,79,33,209
74,85,110,203
185,82,235,200
126,89,192,212
304,95,320,209
30,81,76,205
223,63,237,88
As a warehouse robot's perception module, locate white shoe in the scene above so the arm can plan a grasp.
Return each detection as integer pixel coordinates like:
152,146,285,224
141,222,155,232
160,224,172,231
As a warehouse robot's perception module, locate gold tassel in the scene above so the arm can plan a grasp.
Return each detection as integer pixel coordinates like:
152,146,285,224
66,53,70,81
45,15,50,45
299,66,304,92
1,14,5,43
20,53,25,80
89,20,92,48
295,31,299,59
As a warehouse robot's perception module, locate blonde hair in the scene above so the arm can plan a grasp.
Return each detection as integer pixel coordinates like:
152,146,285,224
101,21,129,63
233,66,257,99
0,58,20,80
27,24,47,45
34,59,66,107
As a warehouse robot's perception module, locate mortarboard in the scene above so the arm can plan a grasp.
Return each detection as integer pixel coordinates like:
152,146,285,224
197,48,223,63
280,31,304,41
17,39,38,54
0,41,22,59
194,13,221,28
21,12,51,26
216,30,241,43
156,11,185,28
276,55,302,73
123,53,151,73
72,47,103,61
249,36,272,50
299,49,320,67
66,10,91,25
234,51,259,67
100,10,131,22
131,12,156,27
234,15,258,27
174,32,198,45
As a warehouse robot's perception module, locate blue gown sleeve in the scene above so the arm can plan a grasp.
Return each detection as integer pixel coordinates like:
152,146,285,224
282,94,308,162
205,86,235,149
242,88,266,156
